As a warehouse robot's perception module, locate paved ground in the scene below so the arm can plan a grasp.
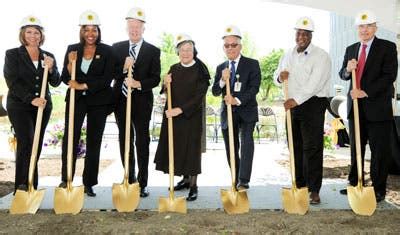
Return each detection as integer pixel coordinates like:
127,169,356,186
2,134,394,211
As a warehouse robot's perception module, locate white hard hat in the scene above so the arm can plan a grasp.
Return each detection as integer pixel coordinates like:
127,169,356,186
222,25,242,39
175,33,194,48
79,10,101,26
355,10,377,26
20,15,43,28
295,17,314,32
126,7,146,22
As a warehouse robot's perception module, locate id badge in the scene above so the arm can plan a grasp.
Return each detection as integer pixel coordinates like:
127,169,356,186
234,82,242,92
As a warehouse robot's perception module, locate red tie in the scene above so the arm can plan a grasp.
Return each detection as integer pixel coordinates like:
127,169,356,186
356,44,367,89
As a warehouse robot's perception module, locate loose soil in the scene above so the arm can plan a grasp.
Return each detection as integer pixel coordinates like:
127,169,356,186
1,158,399,233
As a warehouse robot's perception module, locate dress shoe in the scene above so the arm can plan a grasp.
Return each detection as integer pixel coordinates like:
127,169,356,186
174,179,190,191
236,182,249,190
186,186,198,201
17,184,28,191
140,187,149,197
84,186,96,197
376,192,386,203
58,181,67,188
310,192,321,204
339,189,347,195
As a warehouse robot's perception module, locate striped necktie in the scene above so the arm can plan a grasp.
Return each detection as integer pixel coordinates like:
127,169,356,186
122,44,137,97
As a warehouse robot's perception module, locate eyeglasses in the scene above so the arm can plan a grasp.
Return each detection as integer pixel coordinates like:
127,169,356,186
224,43,239,49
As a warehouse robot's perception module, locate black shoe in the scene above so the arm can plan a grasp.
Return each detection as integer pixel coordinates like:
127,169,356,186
236,182,249,190
140,187,149,197
16,184,28,191
174,179,190,191
340,189,347,195
376,192,385,203
84,186,96,197
58,181,67,188
310,192,321,204
186,186,198,201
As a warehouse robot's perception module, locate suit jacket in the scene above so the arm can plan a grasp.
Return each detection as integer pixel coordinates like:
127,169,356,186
4,46,61,110
339,37,398,121
212,55,261,129
61,43,114,106
111,40,161,103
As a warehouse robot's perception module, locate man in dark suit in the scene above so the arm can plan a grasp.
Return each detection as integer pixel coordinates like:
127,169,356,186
112,7,161,197
338,10,398,202
212,25,261,190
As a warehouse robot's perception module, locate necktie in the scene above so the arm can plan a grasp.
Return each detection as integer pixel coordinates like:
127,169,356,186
122,44,137,97
229,60,236,91
356,44,367,89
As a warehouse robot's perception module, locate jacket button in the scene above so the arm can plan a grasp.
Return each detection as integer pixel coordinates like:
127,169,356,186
35,84,39,88
35,92,39,96
36,76,39,80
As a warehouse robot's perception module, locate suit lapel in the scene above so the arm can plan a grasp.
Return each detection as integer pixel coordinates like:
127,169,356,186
19,46,37,73
135,40,147,66
362,37,379,75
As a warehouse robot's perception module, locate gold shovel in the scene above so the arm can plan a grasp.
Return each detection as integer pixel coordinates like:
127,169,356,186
281,79,309,215
9,65,50,214
347,70,376,216
220,73,249,214
158,81,187,213
112,67,140,212
54,59,84,214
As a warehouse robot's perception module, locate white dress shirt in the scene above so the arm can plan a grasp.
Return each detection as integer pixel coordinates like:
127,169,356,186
274,44,331,105
129,38,143,59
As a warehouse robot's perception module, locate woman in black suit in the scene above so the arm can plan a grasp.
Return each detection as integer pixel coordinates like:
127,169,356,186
3,16,61,193
58,10,114,197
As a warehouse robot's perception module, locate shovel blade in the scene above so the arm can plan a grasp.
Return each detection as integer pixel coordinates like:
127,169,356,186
158,195,187,214
220,189,249,214
10,189,45,214
282,187,309,215
112,182,140,212
53,186,84,215
347,185,376,216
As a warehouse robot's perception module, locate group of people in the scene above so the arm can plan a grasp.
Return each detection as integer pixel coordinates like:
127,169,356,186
4,7,397,205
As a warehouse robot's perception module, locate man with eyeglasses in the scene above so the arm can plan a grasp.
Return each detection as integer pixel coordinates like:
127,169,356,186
212,25,261,190
111,7,161,198
338,10,397,203
274,17,331,204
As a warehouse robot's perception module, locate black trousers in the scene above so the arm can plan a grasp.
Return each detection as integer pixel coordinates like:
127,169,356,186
61,97,109,187
291,97,328,193
348,103,391,195
114,93,153,187
8,107,51,191
222,111,256,185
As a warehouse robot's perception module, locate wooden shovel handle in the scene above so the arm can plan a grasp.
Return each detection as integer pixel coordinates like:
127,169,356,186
123,67,133,182
225,76,236,188
283,79,296,186
351,70,363,185
167,81,175,198
27,65,49,192
67,60,76,185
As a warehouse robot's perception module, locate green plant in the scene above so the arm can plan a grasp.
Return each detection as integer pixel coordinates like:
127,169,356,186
259,49,284,101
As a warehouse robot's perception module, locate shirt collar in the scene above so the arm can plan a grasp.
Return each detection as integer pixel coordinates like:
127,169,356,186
181,60,196,67
229,54,241,65
360,36,374,48
294,43,314,56
130,38,143,48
